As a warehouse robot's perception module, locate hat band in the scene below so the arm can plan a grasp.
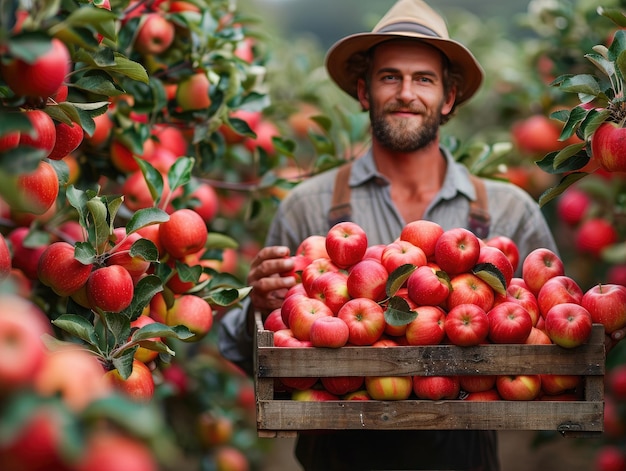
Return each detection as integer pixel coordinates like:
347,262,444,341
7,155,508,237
376,22,441,38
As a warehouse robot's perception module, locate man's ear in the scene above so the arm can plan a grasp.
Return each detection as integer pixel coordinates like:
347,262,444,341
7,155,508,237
442,87,457,116
356,78,370,111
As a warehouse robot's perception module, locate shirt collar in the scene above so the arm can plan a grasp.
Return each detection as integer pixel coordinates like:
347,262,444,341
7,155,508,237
350,146,476,201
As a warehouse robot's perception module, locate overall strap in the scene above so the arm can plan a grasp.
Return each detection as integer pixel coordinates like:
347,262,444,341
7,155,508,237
468,174,491,239
327,162,354,228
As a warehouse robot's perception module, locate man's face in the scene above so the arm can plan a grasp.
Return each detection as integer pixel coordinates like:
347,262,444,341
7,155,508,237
358,40,454,152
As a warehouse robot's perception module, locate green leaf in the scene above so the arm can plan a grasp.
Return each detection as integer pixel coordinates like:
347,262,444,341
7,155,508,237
558,106,587,140
131,322,194,342
74,71,125,96
103,311,131,346
86,196,110,253
110,348,137,380
74,241,97,265
585,52,615,78
5,32,52,63
129,238,159,263
174,260,203,283
205,287,251,307
602,242,626,264
535,146,589,174
108,53,149,83
121,275,163,320
205,232,239,250
136,339,174,356
385,264,416,298
608,29,626,63
557,74,602,96
538,173,589,207
599,7,626,27
125,208,169,235
384,296,416,326
553,142,587,169
0,111,31,135
472,262,507,296
52,314,99,347
167,157,194,193
582,109,612,140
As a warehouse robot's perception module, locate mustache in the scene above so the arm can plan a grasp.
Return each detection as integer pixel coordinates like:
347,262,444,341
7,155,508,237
384,103,426,114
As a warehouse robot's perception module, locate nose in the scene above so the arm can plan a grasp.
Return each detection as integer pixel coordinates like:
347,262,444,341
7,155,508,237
397,76,416,103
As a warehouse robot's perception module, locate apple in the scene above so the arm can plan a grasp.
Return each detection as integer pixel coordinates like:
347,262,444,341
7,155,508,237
476,245,514,287
279,292,307,327
86,265,134,313
75,431,158,471
337,297,385,346
104,359,155,402
134,13,175,55
308,270,350,314
543,302,593,348
405,264,450,307
525,326,553,345
292,388,339,401
85,112,114,148
365,375,413,400
0,128,20,152
582,283,626,334
487,301,533,344
213,446,250,471
0,295,52,392
106,228,151,279
263,308,288,332
404,305,446,346
176,72,211,111
188,184,219,225
296,234,329,261
321,376,364,396
608,364,626,401
130,315,161,364
459,375,496,393
288,296,333,341
301,257,339,294
18,109,57,158
10,160,59,215
166,294,213,341
8,226,48,280
464,389,501,401
536,275,584,318
309,315,350,348
485,235,520,274
445,303,489,346
219,109,262,144
122,168,177,212
521,247,565,296
159,208,208,259
325,221,368,268
412,375,460,400
234,36,255,63
575,218,618,258
197,412,234,447
590,121,626,172
607,264,626,286
399,219,444,260
446,272,495,313
434,227,481,276
110,137,155,173
381,240,427,274
243,120,280,155
603,395,626,437
37,241,93,296
495,374,542,401
151,124,188,157
540,374,581,396
0,37,70,98
593,445,626,471
506,283,540,327
556,187,591,226
287,102,323,137
34,346,111,412
344,389,372,400
511,114,563,155
346,258,388,301
363,243,386,261
0,233,12,281
273,328,313,348
47,121,84,160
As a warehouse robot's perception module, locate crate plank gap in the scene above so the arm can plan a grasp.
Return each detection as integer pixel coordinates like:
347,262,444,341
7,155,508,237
254,312,605,439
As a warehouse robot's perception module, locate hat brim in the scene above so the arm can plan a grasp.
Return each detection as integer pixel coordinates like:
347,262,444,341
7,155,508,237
325,32,484,106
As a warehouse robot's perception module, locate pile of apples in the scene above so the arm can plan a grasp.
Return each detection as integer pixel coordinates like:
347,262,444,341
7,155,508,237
262,220,626,402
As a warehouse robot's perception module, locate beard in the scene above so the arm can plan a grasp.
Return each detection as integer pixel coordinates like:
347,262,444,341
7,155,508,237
369,100,443,152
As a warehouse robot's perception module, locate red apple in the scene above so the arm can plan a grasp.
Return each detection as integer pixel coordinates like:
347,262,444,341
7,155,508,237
363,243,386,261
130,315,161,364
485,235,520,273
521,247,565,296
19,109,57,158
8,227,48,280
47,121,84,160
85,112,113,148
176,72,211,111
134,13,175,55
220,109,262,144
11,160,59,215
582,283,626,334
412,375,460,400
296,234,329,261
104,359,155,402
75,431,158,471
288,296,333,341
281,376,319,391
536,275,583,319
381,240,427,274
445,303,489,346
37,241,93,296
556,187,591,226
86,265,134,312
309,315,350,348
292,388,339,401
0,233,12,281
346,258,388,301
540,374,581,395
365,375,413,400
446,272,495,313
496,374,542,401
263,308,288,332
608,364,626,400
325,221,368,268
459,375,496,393
188,184,219,225
543,302,593,348
0,128,20,152
321,376,364,396
512,114,563,155
344,389,372,400
404,305,446,346
590,121,626,172
464,389,501,401
506,283,540,327
151,124,188,156
166,294,213,341
434,227,481,276
243,120,279,155
593,445,626,471
476,245,514,287
308,270,350,314
575,218,618,258
337,297,385,346
524,326,553,345
0,37,70,98
301,257,339,294
159,208,208,259
487,301,533,344
106,228,151,279
406,264,450,306
273,328,313,348
400,219,444,260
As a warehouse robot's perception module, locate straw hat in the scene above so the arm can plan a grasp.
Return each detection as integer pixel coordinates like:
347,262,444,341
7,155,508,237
325,0,484,106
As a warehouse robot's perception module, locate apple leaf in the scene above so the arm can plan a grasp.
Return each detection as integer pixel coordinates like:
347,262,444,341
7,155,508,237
472,262,507,296
125,208,169,235
122,274,164,321
52,314,99,347
204,232,239,250
110,347,137,380
136,339,175,356
538,172,588,207
86,196,110,253
205,287,252,307
536,146,589,175
385,264,417,298
384,296,416,326
131,323,194,342
129,238,159,262
601,241,626,264
74,241,97,265
167,156,194,193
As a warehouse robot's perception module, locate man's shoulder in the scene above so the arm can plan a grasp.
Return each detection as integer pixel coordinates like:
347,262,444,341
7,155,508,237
282,166,341,200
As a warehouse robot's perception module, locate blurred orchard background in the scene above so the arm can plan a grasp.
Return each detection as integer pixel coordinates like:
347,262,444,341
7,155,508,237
0,0,626,470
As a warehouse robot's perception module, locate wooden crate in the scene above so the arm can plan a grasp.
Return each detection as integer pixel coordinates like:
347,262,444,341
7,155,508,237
254,313,605,438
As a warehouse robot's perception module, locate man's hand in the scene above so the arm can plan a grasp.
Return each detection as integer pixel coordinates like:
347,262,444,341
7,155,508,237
606,327,626,353
247,246,297,317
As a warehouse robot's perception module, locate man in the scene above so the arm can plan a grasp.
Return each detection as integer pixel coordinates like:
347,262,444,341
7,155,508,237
218,0,573,469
